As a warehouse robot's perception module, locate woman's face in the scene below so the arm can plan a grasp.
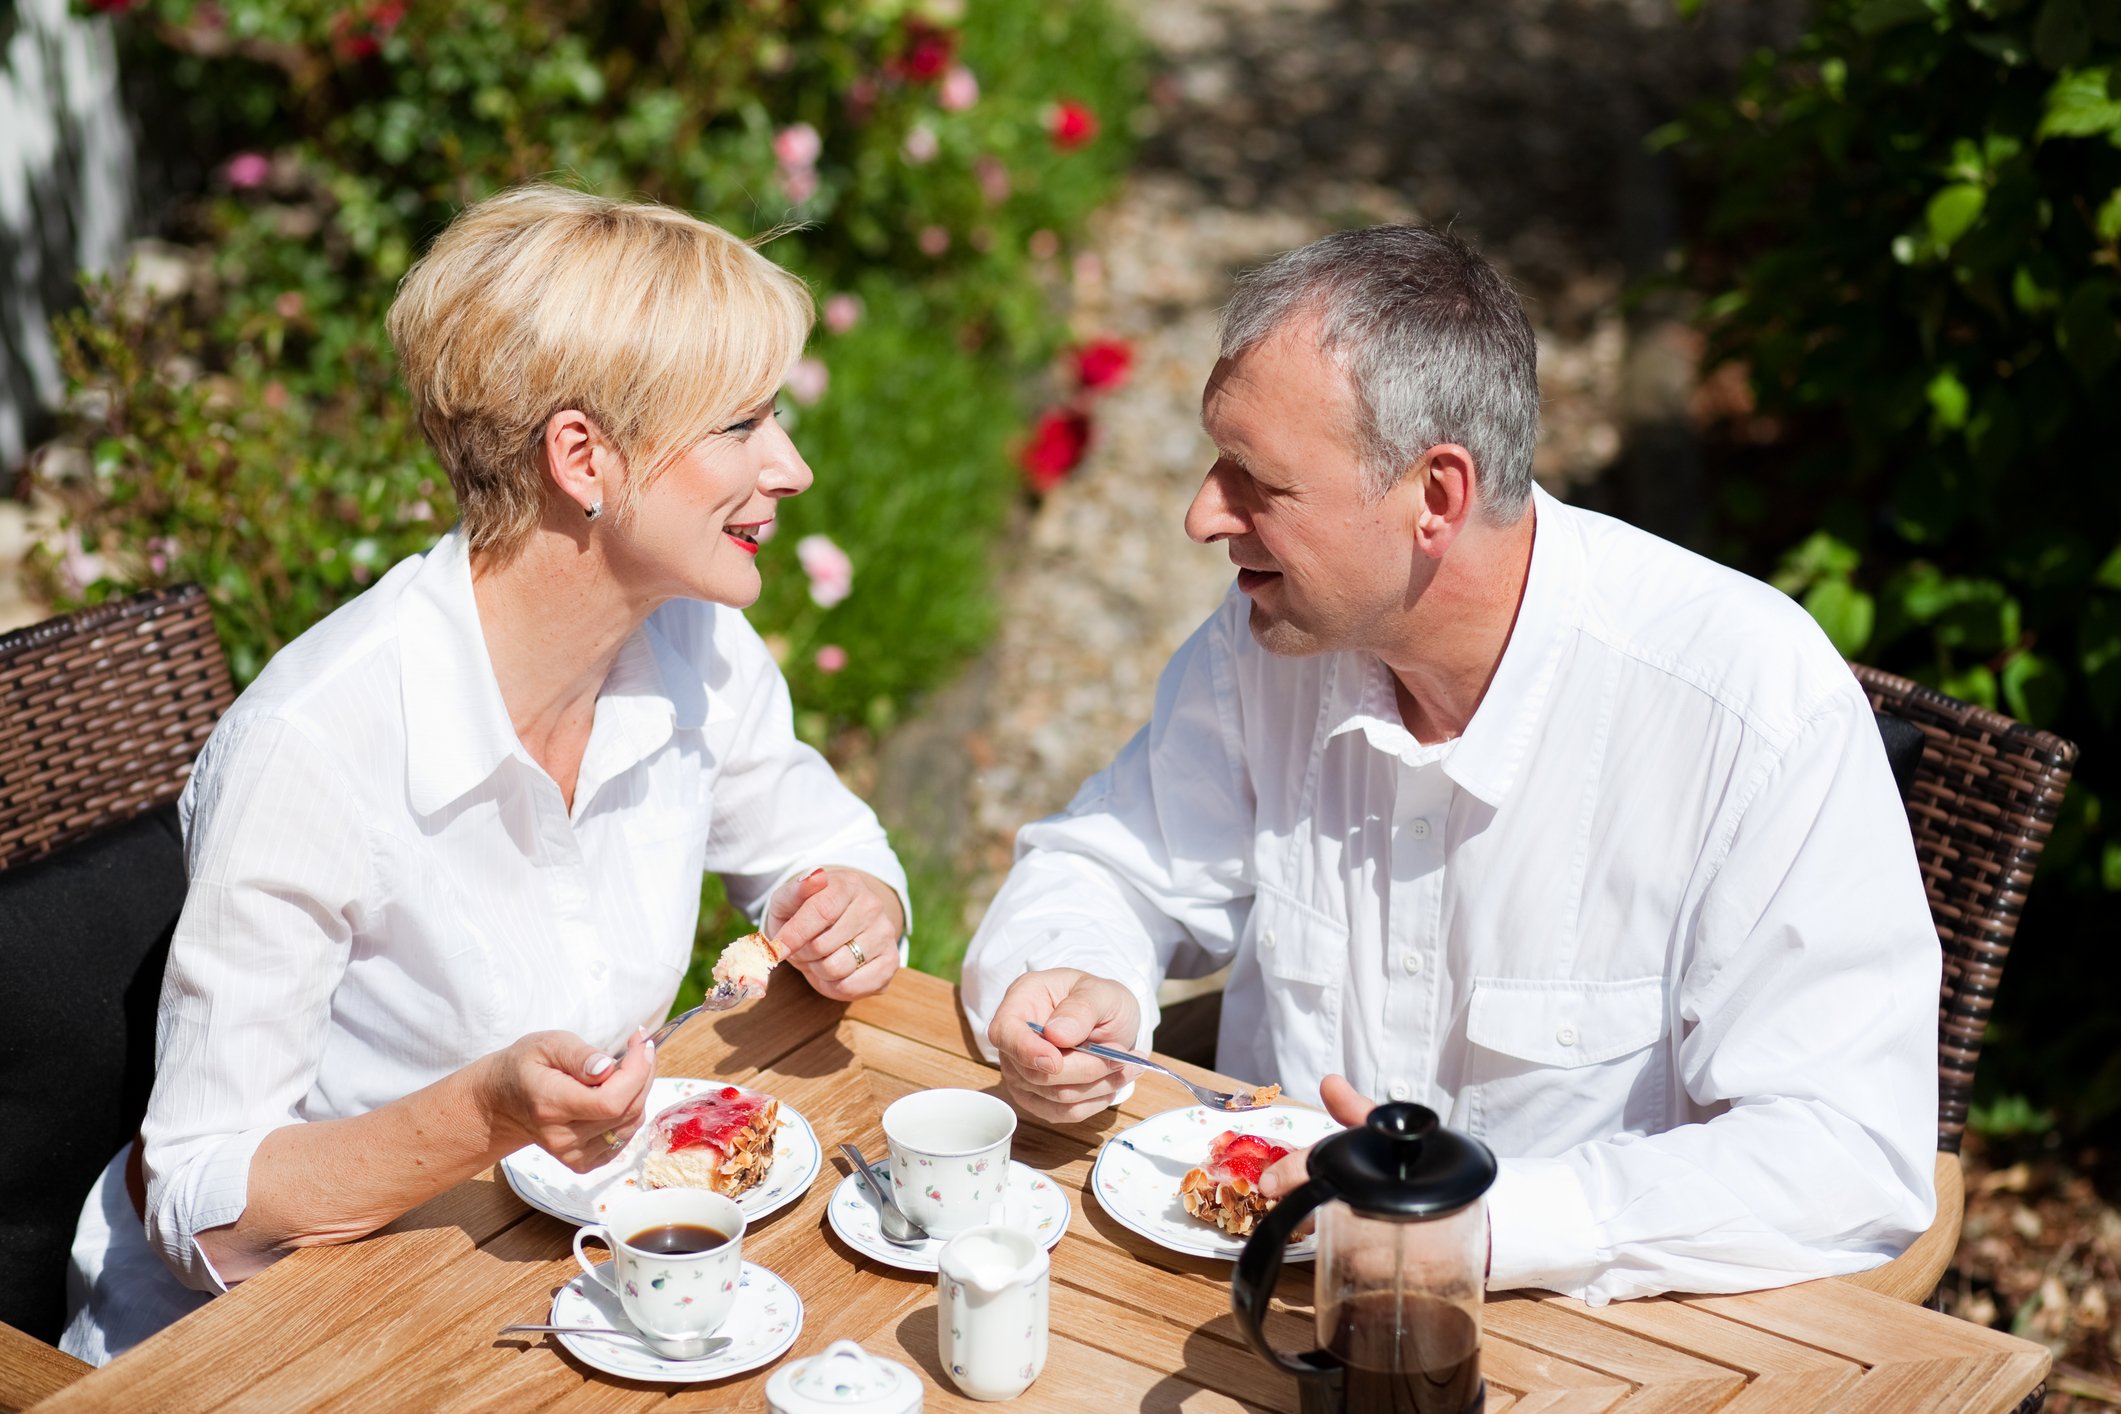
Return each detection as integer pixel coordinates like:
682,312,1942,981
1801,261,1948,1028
615,395,813,609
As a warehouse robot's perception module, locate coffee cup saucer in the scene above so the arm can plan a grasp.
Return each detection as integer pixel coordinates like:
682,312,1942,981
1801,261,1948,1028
825,1157,1069,1273
544,1259,802,1384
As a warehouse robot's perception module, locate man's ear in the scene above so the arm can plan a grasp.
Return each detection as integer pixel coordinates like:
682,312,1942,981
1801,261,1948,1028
542,408,616,517
1409,443,1477,559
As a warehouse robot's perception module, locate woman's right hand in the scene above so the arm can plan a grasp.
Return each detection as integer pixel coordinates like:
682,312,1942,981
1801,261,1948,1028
482,1029,659,1173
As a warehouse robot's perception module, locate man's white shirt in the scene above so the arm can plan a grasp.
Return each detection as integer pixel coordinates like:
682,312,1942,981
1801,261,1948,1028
961,485,1938,1303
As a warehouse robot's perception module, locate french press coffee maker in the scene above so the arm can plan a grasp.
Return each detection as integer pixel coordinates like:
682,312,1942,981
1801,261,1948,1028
1232,1103,1497,1414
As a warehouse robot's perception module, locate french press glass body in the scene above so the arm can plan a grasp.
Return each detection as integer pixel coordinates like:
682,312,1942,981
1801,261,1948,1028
1232,1102,1497,1414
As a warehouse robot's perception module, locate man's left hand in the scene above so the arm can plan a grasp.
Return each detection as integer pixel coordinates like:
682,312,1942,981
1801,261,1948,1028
766,867,905,1001
1258,1075,1376,1200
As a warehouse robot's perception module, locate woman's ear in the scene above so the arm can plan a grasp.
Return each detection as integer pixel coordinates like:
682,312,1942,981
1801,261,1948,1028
1409,443,1477,559
543,409,613,518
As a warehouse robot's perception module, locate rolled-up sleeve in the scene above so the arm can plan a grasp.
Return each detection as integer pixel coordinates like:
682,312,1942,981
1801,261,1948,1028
142,715,366,1293
701,621,910,941
961,599,1256,1060
1486,687,1939,1302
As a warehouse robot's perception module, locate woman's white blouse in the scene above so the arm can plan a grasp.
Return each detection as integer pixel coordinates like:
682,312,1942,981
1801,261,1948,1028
138,530,907,1293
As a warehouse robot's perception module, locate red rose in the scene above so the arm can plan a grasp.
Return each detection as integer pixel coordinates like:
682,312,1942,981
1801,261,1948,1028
86,0,140,12
889,20,956,84
1073,339,1133,393
1019,409,1092,492
1049,101,1098,151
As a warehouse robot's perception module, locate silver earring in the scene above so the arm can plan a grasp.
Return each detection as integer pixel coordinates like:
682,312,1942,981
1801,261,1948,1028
584,499,603,522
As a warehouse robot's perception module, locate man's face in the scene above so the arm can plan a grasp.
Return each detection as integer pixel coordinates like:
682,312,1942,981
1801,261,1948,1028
1188,322,1421,657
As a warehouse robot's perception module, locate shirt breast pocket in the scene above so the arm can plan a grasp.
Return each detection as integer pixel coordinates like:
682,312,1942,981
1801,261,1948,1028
1462,976,1669,1154
1245,884,1345,1089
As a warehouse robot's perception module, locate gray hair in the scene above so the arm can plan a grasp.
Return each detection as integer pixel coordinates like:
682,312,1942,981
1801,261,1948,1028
1218,225,1540,519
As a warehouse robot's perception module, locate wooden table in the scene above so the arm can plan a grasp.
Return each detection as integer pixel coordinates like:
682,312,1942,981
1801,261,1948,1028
40,970,2051,1412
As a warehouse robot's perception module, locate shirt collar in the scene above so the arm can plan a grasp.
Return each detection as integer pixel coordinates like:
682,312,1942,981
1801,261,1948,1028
1325,484,1580,807
399,530,526,816
398,530,719,817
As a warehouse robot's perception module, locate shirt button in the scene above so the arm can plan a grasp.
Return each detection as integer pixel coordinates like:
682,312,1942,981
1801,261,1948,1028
1402,952,1423,976
1261,928,1278,950
1556,1024,1578,1047
1408,819,1432,840
1388,1082,1411,1102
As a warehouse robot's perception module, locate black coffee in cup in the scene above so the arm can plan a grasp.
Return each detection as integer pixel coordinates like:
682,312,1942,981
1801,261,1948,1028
1325,1291,1482,1414
626,1222,731,1255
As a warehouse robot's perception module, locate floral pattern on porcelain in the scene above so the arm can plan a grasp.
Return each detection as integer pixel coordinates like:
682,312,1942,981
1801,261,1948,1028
1090,1104,1344,1261
827,1157,1071,1274
548,1262,803,1385
501,1077,821,1226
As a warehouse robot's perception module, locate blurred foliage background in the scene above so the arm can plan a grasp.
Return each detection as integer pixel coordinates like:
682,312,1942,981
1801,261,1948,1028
29,0,1145,987
21,0,2116,1140
1668,0,2119,1138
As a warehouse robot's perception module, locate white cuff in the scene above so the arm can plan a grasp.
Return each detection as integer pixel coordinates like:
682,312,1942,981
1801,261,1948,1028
150,1123,283,1294
1484,1155,1604,1298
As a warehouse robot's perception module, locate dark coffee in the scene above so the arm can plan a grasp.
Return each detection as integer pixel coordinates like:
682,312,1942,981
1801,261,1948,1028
626,1223,730,1255
1324,1291,1482,1414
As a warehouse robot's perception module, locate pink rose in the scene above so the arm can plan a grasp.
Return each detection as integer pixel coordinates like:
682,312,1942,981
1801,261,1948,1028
796,534,854,608
773,123,822,169
902,124,939,165
974,155,1011,205
780,166,818,204
939,65,979,112
226,153,270,189
783,357,829,406
918,225,951,256
823,293,862,335
1028,228,1060,260
815,644,848,673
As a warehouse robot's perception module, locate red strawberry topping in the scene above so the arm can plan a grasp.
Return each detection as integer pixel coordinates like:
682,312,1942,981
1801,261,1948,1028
1204,1130,1290,1187
658,1087,768,1155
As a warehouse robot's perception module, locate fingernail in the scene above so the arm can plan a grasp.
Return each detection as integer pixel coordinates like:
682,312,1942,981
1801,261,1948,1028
585,1054,616,1078
645,1041,656,1064
805,867,826,882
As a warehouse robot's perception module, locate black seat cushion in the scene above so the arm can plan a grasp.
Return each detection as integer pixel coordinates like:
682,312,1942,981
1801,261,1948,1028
1876,711,1926,803
0,807,183,1344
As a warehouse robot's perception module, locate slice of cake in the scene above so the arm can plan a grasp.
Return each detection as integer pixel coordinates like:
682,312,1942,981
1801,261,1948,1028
1179,1130,1291,1238
1224,1084,1281,1111
707,931,787,1008
641,1086,780,1197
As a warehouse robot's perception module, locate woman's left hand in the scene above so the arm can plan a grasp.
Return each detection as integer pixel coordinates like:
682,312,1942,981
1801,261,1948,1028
766,867,905,1001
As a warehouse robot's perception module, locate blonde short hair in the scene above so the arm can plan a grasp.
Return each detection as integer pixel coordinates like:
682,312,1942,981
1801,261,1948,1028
388,184,813,558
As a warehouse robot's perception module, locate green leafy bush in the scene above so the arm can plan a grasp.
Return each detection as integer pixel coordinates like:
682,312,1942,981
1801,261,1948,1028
1671,0,2120,1131
32,0,1143,976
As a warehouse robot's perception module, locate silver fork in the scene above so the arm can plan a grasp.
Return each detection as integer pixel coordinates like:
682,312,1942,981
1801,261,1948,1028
1024,1021,1277,1112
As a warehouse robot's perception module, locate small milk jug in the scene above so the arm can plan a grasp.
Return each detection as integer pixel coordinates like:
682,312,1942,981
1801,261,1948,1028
1232,1103,1497,1414
936,1223,1049,1401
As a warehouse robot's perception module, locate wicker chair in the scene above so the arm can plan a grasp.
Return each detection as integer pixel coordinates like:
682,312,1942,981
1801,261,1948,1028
0,585,234,1392
1833,664,2077,1336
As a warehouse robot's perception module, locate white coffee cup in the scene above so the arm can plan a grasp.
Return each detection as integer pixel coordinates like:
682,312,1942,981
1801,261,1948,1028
573,1187,746,1358
880,1088,1017,1238
937,1224,1049,1401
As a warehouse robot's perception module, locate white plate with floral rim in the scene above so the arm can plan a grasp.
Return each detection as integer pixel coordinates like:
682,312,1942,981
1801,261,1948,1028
826,1157,1070,1273
501,1078,820,1226
545,1259,802,1384
1090,1104,1342,1262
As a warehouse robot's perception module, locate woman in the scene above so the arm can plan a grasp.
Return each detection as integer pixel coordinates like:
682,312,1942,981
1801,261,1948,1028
63,186,909,1361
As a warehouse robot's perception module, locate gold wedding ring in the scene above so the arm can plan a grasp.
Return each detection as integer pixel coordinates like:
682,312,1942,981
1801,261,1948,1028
603,1129,623,1147
845,938,868,968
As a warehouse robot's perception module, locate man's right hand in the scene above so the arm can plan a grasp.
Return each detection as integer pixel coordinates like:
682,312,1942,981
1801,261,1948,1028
987,968,1144,1124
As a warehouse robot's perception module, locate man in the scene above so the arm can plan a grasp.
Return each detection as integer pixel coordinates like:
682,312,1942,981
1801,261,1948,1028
961,226,1939,1303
